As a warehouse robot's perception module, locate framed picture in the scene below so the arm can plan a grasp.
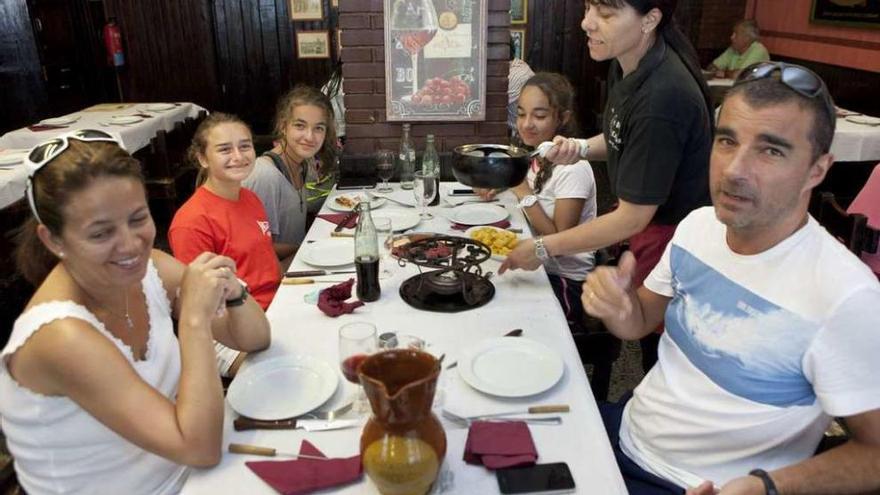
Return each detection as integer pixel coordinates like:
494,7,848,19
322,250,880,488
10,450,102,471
331,0,338,7
290,0,323,21
296,30,331,59
510,29,526,59
511,0,528,24
384,0,488,121
810,0,880,29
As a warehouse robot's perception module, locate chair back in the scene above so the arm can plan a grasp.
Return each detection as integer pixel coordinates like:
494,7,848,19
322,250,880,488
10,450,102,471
816,192,879,255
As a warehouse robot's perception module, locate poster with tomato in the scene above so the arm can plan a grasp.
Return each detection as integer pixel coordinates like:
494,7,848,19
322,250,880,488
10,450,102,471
384,0,487,121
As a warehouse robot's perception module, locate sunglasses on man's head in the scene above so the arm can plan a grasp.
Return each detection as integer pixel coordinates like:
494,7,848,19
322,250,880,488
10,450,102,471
733,62,836,123
25,129,123,224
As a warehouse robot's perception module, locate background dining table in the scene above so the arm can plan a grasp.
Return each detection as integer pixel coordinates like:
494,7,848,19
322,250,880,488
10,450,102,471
181,182,627,494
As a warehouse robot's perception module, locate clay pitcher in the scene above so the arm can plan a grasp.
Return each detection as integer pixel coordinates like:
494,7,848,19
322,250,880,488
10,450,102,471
359,349,446,495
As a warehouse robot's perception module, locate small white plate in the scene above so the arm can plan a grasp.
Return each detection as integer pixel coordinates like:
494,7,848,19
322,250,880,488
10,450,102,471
447,203,509,226
464,225,520,260
458,337,564,398
300,239,355,267
0,151,27,167
39,115,79,126
846,115,880,126
373,209,421,232
109,115,143,125
145,103,176,112
327,194,386,212
227,355,338,420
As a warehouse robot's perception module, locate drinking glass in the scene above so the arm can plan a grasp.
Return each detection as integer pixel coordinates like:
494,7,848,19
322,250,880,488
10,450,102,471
413,171,437,220
339,321,378,413
373,217,394,274
375,149,395,193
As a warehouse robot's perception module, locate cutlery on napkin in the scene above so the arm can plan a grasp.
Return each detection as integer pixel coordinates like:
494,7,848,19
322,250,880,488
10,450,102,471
446,329,523,369
318,211,359,232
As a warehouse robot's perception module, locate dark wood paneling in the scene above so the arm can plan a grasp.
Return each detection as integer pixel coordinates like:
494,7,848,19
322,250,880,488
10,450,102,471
104,0,221,110
0,0,47,134
212,0,337,133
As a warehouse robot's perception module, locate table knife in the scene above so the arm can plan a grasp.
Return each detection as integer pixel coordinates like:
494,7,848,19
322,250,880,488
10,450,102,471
466,404,570,420
229,443,333,460
232,417,359,432
334,210,359,232
285,270,356,278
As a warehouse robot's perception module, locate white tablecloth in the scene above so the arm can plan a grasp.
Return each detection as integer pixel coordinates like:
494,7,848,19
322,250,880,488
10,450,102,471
182,183,627,494
0,102,206,209
831,114,880,163
0,102,205,153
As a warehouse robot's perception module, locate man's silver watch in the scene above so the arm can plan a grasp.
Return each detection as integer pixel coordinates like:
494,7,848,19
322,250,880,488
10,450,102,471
518,194,538,209
534,236,550,261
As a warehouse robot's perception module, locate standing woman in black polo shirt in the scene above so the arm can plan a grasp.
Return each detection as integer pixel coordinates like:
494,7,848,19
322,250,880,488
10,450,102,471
500,0,713,369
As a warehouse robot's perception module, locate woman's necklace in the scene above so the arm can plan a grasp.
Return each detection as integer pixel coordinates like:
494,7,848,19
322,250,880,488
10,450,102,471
85,290,134,331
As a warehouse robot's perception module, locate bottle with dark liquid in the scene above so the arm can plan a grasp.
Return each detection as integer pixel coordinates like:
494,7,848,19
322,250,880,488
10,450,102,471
355,202,381,302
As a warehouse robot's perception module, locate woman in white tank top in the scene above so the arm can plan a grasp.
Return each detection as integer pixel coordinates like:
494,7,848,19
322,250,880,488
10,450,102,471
0,131,270,494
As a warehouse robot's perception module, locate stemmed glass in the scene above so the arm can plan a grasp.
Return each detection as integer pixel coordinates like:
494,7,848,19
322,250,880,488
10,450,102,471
413,171,437,221
390,0,439,97
375,149,395,193
339,321,378,413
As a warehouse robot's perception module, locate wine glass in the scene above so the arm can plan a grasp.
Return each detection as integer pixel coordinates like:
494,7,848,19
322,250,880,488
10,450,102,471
375,149,395,193
413,171,437,221
339,321,378,413
390,0,438,97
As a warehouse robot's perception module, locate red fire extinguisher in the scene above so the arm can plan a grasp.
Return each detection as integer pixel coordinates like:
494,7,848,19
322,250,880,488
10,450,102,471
103,18,125,67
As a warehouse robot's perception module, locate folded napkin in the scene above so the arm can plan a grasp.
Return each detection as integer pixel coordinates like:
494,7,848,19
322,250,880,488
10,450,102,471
451,220,511,231
28,124,67,132
463,421,537,469
318,213,359,229
317,279,365,317
246,440,362,495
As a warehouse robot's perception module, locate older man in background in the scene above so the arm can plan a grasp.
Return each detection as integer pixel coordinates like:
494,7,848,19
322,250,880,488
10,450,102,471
707,20,769,79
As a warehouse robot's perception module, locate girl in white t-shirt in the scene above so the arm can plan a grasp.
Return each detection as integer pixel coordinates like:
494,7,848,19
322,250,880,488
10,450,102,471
509,73,598,333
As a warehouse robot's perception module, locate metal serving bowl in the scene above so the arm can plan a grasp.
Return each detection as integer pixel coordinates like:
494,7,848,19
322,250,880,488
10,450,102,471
451,144,531,188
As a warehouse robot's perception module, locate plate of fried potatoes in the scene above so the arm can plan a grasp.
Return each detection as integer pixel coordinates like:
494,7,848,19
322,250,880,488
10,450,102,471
465,226,519,260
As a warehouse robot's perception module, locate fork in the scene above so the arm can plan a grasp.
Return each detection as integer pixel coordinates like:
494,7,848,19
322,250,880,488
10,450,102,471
441,198,500,208
441,409,563,427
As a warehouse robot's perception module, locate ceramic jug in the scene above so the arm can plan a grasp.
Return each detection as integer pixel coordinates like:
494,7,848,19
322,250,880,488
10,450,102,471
359,349,446,495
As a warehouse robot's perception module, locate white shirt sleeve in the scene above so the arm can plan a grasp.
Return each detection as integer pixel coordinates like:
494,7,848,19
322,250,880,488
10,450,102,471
643,236,675,297
546,162,594,200
803,285,880,417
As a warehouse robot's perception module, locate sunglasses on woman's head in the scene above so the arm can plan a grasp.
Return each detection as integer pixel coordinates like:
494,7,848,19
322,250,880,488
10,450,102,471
25,129,123,224
733,62,836,123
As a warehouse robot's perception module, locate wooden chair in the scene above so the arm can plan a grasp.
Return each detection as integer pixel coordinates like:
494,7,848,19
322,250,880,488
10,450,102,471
816,192,879,256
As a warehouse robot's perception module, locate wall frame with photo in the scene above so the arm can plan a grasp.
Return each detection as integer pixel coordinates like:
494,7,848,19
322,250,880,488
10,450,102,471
511,0,528,24
510,29,526,60
290,0,324,21
296,30,331,59
384,0,488,121
810,0,880,29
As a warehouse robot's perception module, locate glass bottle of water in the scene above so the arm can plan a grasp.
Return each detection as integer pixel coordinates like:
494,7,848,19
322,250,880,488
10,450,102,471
399,123,416,190
355,202,381,302
421,134,440,205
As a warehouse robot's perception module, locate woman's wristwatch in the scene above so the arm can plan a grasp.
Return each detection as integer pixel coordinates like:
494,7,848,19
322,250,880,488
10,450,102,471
518,194,538,209
748,469,779,495
225,280,249,307
534,236,550,262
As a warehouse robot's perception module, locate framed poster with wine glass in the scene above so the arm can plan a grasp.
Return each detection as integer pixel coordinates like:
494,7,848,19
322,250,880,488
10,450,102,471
384,0,488,121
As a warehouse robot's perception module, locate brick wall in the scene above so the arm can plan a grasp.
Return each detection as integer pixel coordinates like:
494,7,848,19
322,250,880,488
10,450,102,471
338,0,511,166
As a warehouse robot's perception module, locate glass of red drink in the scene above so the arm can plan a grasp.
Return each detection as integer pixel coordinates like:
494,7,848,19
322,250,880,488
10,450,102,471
339,321,378,413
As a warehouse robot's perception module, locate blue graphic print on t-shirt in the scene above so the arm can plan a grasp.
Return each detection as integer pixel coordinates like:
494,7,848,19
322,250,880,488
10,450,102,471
665,245,818,407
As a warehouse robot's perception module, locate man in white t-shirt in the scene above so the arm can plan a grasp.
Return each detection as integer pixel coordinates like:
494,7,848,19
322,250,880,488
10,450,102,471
584,62,880,495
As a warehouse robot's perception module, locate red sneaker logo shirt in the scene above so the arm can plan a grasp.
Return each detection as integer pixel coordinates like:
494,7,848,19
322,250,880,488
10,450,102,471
169,187,281,310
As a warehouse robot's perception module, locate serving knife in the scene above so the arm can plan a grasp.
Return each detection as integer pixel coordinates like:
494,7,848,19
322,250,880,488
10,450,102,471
285,270,356,278
233,417,358,432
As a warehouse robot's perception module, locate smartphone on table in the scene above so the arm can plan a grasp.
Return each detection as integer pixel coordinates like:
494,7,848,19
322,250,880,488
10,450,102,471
496,462,576,494
337,176,377,190
448,188,476,196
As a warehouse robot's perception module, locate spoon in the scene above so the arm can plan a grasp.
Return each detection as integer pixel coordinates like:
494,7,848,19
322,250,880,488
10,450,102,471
529,139,589,159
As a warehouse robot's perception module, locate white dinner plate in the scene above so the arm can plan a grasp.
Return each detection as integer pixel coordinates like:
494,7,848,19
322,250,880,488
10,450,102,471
299,238,355,267
108,115,143,125
464,225,520,260
373,209,421,232
145,103,176,112
227,355,338,420
447,203,509,226
39,115,79,126
458,337,564,398
327,194,386,212
0,151,27,167
846,115,880,126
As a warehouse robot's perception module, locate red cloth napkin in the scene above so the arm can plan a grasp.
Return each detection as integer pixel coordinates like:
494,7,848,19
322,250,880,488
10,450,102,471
27,124,67,132
318,213,359,229
451,220,511,231
463,421,538,469
246,440,362,495
317,279,365,317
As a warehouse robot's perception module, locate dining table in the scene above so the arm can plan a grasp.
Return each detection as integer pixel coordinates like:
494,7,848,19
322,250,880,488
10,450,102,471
181,182,627,494
0,102,206,210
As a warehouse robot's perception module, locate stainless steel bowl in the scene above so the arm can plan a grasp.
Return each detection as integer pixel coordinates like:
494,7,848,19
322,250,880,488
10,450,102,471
451,144,530,188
